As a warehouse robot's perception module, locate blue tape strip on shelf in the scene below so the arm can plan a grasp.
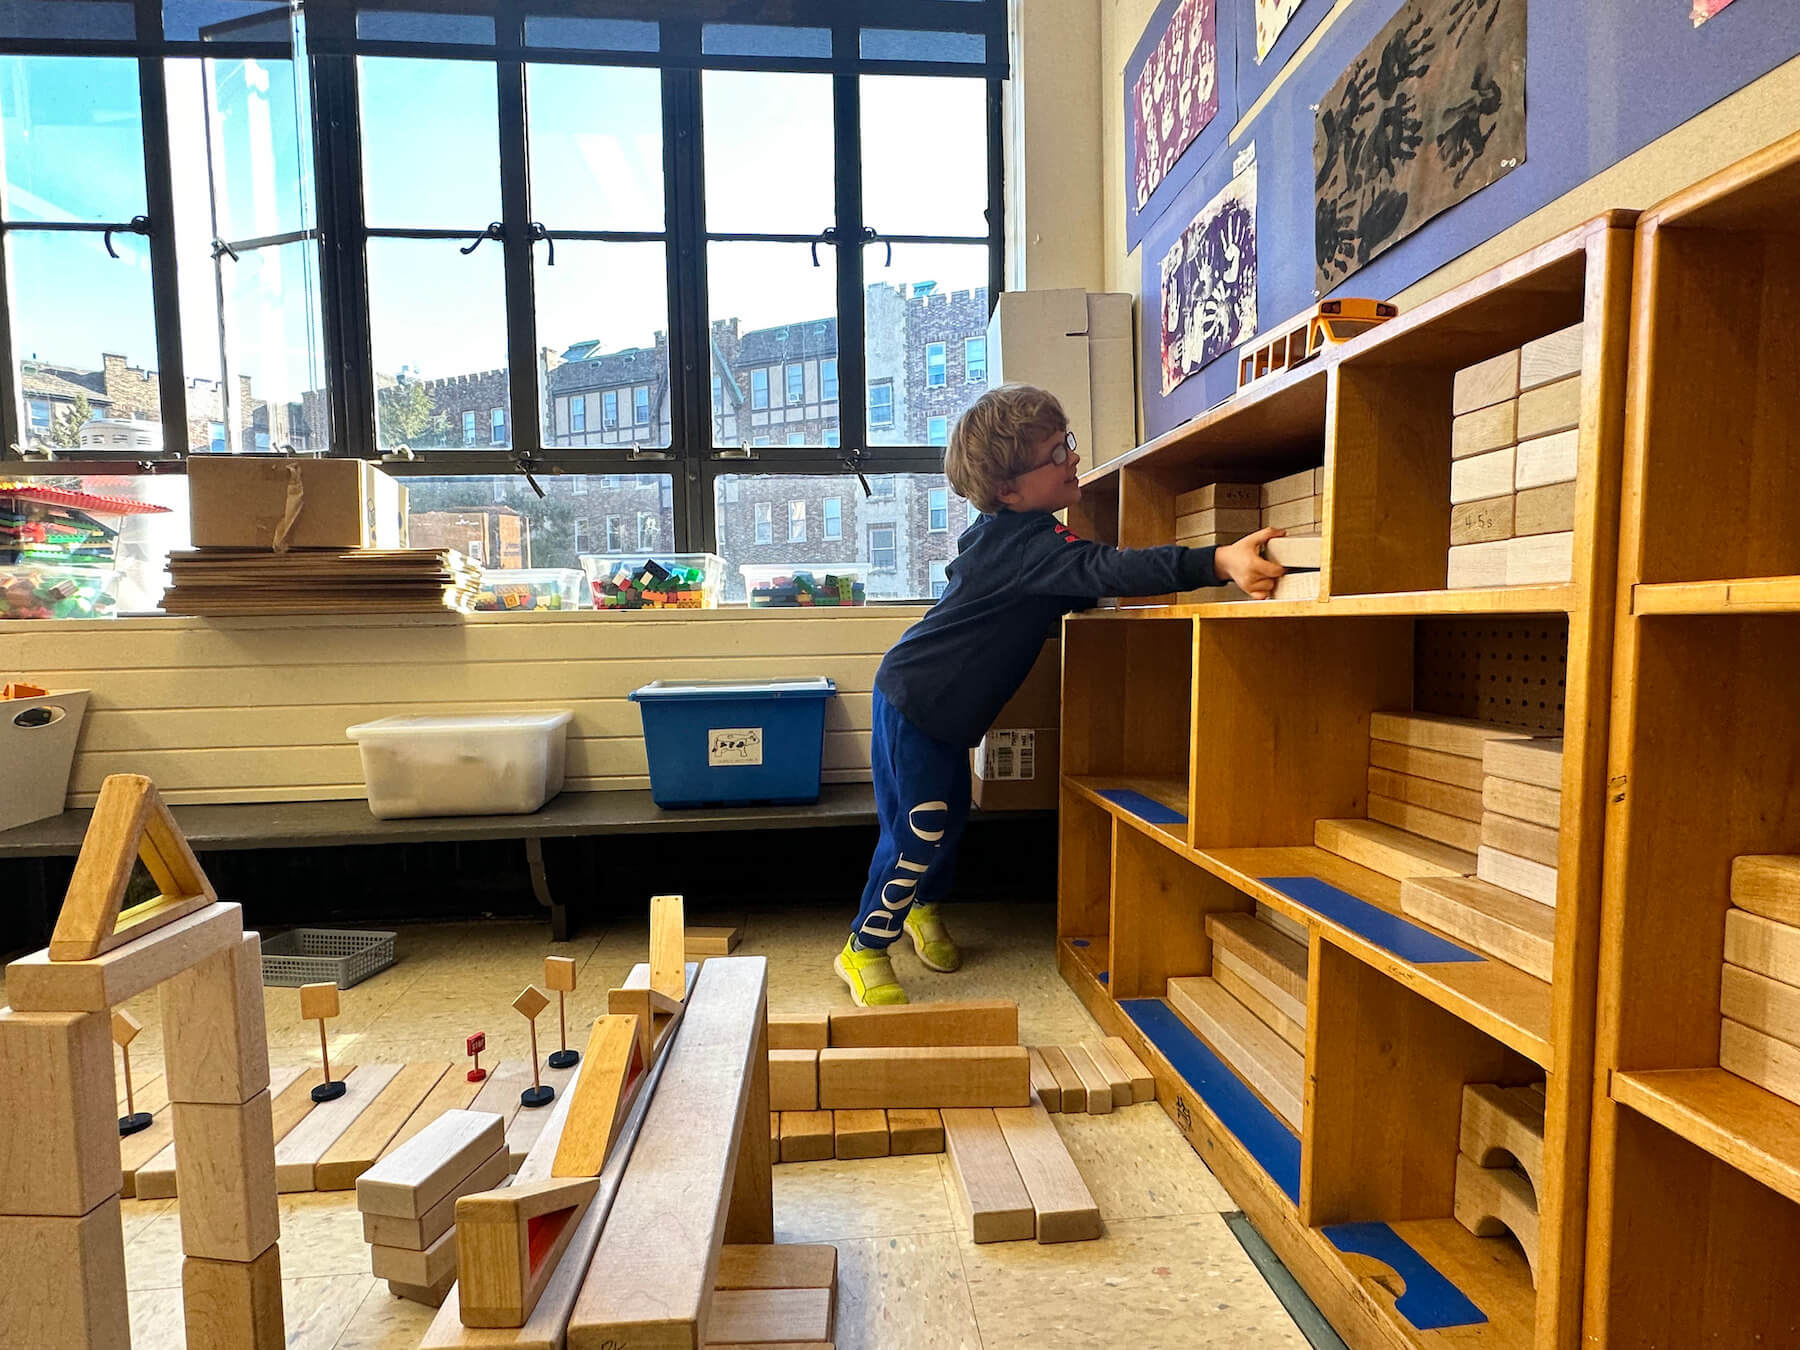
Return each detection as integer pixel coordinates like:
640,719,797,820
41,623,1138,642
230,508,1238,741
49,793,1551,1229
1121,998,1300,1202
1259,876,1481,964
1321,1223,1488,1331
1098,789,1187,826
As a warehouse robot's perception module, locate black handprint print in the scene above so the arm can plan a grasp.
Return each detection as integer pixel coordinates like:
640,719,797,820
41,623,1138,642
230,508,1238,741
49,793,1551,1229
1447,0,1503,46
1436,66,1504,186
1316,194,1357,277
1364,89,1424,182
1374,12,1436,100
1316,60,1376,192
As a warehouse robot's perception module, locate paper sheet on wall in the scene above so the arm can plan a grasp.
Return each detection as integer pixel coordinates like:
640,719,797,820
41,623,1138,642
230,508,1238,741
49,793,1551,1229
1158,161,1258,395
1131,0,1220,211
1256,0,1306,62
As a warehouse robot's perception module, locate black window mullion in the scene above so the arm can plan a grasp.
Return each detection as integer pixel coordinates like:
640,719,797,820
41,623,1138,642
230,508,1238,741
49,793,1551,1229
664,26,708,551
831,55,867,460
495,4,540,464
136,13,189,459
0,227,17,455
310,5,374,457
987,76,1005,304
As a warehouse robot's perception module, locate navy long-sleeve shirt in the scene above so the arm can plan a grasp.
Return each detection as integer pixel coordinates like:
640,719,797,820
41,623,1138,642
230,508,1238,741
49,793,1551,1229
875,509,1218,748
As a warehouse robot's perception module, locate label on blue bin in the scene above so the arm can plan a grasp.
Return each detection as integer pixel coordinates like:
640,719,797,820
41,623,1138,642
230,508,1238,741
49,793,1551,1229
708,727,764,767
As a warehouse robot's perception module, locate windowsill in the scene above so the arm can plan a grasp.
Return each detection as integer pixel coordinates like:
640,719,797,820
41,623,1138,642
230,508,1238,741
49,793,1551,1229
98,603,934,631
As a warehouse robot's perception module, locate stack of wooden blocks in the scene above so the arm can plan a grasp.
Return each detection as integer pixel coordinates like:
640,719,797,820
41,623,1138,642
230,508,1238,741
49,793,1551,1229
1718,856,1800,1106
1453,1082,1546,1285
357,1108,510,1307
1447,322,1582,589
1025,1036,1155,1114
1165,906,1310,1130
1476,736,1563,907
1175,468,1325,603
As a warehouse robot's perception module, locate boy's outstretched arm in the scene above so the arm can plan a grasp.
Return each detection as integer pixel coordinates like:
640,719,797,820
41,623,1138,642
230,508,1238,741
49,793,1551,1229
1017,519,1288,600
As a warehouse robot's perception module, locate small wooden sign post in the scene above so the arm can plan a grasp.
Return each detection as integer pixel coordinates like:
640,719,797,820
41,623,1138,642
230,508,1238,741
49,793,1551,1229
301,981,347,1102
545,956,579,1069
513,985,555,1109
113,1008,152,1136
466,1030,489,1082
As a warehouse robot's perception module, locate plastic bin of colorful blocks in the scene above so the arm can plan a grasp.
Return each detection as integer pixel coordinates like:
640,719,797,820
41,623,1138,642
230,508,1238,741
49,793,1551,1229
474,568,584,612
0,563,121,619
740,563,868,608
580,553,724,609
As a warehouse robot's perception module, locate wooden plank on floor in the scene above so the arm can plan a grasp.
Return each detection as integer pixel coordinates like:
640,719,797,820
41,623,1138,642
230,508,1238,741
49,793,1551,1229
992,1098,1102,1243
941,1108,1035,1243
275,1063,404,1192
715,1243,838,1291
1057,1044,1114,1116
380,1063,487,1162
1100,1037,1156,1103
826,999,1018,1048
132,1063,308,1199
816,1046,1030,1109
315,1062,451,1191
1036,1046,1085,1114
1079,1039,1133,1107
504,1058,581,1169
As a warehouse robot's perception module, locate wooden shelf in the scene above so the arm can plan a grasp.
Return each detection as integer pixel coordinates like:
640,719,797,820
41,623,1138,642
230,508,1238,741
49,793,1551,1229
1064,934,1109,987
1316,1216,1538,1349
1100,585,1578,621
1064,775,1189,851
1612,1068,1800,1208
1633,575,1800,615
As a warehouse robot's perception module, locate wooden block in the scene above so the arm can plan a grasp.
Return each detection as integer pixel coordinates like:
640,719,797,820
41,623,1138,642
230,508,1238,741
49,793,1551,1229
1369,793,1483,853
0,1196,128,1350
371,1224,460,1288
544,956,577,993
992,1097,1102,1243
1213,947,1308,1036
5,901,244,1013
1513,480,1576,537
378,1062,486,1163
1732,857,1800,927
363,1144,509,1251
1453,348,1521,415
1370,739,1486,791
299,981,340,1022
1721,1019,1800,1108
1080,1038,1134,1107
1482,738,1564,791
1483,776,1562,828
886,1108,944,1155
1256,902,1309,946
1477,846,1559,906
1506,530,1573,586
707,1288,834,1345
1369,712,1530,760
1451,400,1516,460
315,1062,451,1192
827,998,1018,1048
131,1061,307,1202
1026,1047,1062,1112
160,931,271,1106
770,1111,780,1156
1451,447,1516,505
1215,960,1305,1052
1057,1043,1115,1115
1453,1154,1540,1284
1519,322,1582,392
1314,818,1476,881
649,893,687,1005
1516,374,1580,440
182,1243,284,1350
551,1016,645,1179
778,1111,835,1163
1400,877,1556,981
1270,570,1321,602
0,1008,115,1217
767,1013,828,1052
1176,506,1262,539
1260,467,1318,507
275,1062,403,1192
1368,767,1484,823
1481,813,1560,868
1262,495,1321,531
1176,483,1260,513
1450,496,1514,546
1459,1083,1547,1196
1174,531,1240,549
686,925,742,957
1036,1045,1086,1112
171,1091,280,1261
941,1108,1035,1243
357,1108,508,1220
716,1242,838,1290
511,985,549,1023
1514,428,1579,489
1263,535,1322,569
1100,1036,1156,1103
456,1176,600,1328
1205,911,1308,1007
833,1108,889,1159
1166,977,1304,1129
389,1268,458,1308
817,1045,1029,1110
767,1050,818,1113
1724,911,1800,989
1448,540,1511,590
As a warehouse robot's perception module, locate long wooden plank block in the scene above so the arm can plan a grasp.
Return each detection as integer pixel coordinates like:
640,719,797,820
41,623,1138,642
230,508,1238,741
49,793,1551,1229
886,1108,944,1155
1368,767,1485,823
706,1289,833,1345
1368,794,1483,852
1036,1046,1085,1113
1369,740,1486,791
1724,911,1800,991
132,1063,308,1200
1477,847,1559,907
381,1064,488,1162
649,894,688,1004
567,956,768,1350
1026,1048,1062,1112
1051,1044,1113,1116
715,1243,838,1291
816,1046,1030,1109
1400,876,1556,981
1099,1036,1156,1103
6,902,244,1012
1720,1020,1800,1108
1205,912,1308,1006
1368,712,1530,760
1483,776,1563,829
467,1059,533,1131
1481,813,1561,869
364,1146,511,1251
1079,1039,1133,1107
825,999,1018,1048
315,1062,451,1191
1732,857,1800,927
504,1059,581,1168
357,1109,508,1221
275,1062,403,1191
1214,961,1306,1053
1481,737,1564,790
1722,964,1800,1047
941,1108,1035,1243
1167,977,1304,1129
1315,818,1476,881
992,1098,1102,1243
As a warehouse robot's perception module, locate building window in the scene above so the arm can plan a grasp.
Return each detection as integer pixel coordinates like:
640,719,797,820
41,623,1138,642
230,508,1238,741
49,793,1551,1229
634,386,650,426
823,497,842,540
930,561,949,598
711,375,722,412
570,396,586,435
27,399,51,433
824,429,839,447
755,501,772,544
785,363,804,405
638,512,658,549
868,380,894,427
491,407,506,444
927,416,948,447
462,410,478,445
605,516,624,551
604,474,621,488
255,431,271,450
570,477,588,495
572,521,587,553
786,432,805,446
752,368,769,410
926,342,947,388
209,422,227,454
752,435,772,446
870,474,897,499
929,487,948,532
788,500,806,542
965,336,987,382
603,391,619,430
822,358,838,402
870,525,897,571
724,478,740,503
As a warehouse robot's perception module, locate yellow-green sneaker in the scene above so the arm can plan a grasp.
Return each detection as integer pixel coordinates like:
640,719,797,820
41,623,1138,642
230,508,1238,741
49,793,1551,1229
835,936,909,1006
904,902,962,973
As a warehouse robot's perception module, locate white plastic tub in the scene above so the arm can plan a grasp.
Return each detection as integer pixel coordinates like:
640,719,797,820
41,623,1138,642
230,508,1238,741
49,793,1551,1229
346,711,573,819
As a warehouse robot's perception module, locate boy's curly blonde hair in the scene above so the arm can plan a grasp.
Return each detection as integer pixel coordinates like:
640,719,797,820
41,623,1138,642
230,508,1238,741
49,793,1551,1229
944,383,1069,514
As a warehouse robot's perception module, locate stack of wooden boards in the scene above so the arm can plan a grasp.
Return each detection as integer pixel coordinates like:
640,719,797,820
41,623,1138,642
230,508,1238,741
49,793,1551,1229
1717,856,1800,1106
1175,468,1326,603
1447,323,1582,589
1165,908,1309,1129
160,547,481,616
1025,1036,1155,1113
1453,1082,1547,1285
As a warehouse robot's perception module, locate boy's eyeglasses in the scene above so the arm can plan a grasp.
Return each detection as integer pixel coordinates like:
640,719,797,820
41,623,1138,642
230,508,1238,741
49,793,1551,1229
1031,431,1078,470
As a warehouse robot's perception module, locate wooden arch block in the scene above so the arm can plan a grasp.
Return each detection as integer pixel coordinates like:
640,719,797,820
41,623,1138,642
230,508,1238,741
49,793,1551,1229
456,1177,601,1328
551,1016,643,1179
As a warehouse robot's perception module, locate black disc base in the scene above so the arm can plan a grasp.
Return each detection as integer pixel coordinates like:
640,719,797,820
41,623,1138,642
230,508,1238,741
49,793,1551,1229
311,1080,348,1103
119,1112,153,1137
547,1049,579,1069
520,1084,556,1109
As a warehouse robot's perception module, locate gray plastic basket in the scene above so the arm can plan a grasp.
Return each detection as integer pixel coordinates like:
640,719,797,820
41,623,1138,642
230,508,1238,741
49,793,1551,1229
260,928,396,989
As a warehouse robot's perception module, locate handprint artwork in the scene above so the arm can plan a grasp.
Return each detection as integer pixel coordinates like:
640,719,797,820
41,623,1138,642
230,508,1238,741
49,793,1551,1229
1312,0,1524,290
1131,0,1220,212
1255,0,1305,63
1158,164,1258,395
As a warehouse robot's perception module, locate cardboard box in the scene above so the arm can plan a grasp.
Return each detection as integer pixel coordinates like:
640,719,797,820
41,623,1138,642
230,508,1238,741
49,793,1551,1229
988,290,1136,469
972,727,1059,811
188,456,408,550
0,688,89,830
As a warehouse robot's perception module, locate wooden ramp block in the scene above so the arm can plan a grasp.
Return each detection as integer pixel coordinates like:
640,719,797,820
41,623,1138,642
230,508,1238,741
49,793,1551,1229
767,1013,828,1051
1080,1038,1134,1107
276,1062,404,1192
1368,768,1484,823
1723,911,1800,989
779,1111,835,1163
160,930,271,1105
826,999,1018,1048
1037,1046,1086,1113
1369,794,1482,852
6,901,244,1013
1721,964,1800,1048
1026,1048,1062,1112
1732,857,1800,927
941,1108,1035,1243
1100,1037,1156,1103
817,1046,1030,1110
1476,847,1558,907
0,1196,129,1350
364,1145,510,1252
1166,977,1304,1129
716,1243,838,1291
1315,818,1476,882
1482,737,1563,790
183,1243,285,1350
1519,323,1582,392
992,1098,1102,1243
372,1224,459,1288
457,1177,600,1328
316,1061,452,1191
1453,1154,1540,1285
1400,877,1556,981
768,1050,818,1113
1369,712,1531,760
171,1091,280,1261
649,893,688,1005
1369,740,1485,791
358,1108,508,1221
886,1108,944,1155
1206,912,1308,1009
1459,1083,1547,1198
1214,961,1305,1053
686,925,742,958
1453,348,1521,415
707,1289,834,1346
1055,1044,1114,1116
1482,777,1562,828
0,1007,116,1217
1481,814,1560,868
550,1016,644,1179
833,1109,889,1159
1720,1020,1800,1107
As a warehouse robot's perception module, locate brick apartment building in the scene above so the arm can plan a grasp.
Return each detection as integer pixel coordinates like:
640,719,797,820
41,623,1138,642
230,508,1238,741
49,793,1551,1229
19,353,285,454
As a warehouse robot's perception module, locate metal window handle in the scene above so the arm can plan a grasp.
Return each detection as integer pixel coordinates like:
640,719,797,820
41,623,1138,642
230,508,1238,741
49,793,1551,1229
103,215,152,259
461,222,504,255
528,222,554,266
861,226,891,267
810,225,840,268
838,447,873,498
211,238,241,263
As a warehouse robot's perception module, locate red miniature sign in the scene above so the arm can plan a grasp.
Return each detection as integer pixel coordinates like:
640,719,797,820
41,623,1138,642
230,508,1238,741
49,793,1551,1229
465,1031,486,1056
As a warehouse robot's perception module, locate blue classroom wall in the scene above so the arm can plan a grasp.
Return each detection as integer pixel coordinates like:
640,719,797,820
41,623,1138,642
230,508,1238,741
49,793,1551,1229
1133,0,1800,439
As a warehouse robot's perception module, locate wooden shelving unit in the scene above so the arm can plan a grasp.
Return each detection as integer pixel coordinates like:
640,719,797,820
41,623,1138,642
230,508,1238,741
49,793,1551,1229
1583,131,1800,1347
1056,213,1635,1350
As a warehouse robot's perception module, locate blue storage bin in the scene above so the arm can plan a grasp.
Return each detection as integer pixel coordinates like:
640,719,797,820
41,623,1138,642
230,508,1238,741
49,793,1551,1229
630,677,837,808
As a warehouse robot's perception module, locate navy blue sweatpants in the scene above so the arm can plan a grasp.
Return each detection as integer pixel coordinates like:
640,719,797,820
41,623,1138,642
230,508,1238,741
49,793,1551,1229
852,687,971,949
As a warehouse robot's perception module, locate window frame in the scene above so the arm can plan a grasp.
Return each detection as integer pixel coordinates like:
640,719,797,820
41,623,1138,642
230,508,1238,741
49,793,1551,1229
869,522,897,571
823,494,842,540
928,486,947,531
754,498,772,544
965,334,986,382
925,341,947,388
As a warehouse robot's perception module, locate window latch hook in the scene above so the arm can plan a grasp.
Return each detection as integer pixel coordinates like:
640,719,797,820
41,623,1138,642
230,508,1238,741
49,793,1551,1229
461,223,504,256
528,222,554,266
104,215,152,260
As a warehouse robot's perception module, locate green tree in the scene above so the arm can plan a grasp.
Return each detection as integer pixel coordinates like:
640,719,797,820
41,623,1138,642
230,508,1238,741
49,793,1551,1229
381,381,447,448
49,393,92,448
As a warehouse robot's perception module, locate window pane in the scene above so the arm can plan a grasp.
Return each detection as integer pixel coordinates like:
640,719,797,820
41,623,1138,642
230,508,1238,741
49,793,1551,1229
526,64,662,233
524,15,658,53
207,56,311,241
861,29,989,64
220,240,327,452
165,58,224,450
407,474,672,575
367,237,508,451
539,242,669,449
163,1,290,43
702,71,833,234
709,242,839,449
702,25,831,59
0,2,134,41
359,57,499,228
861,76,988,238
0,57,145,223
865,243,989,447
357,9,495,44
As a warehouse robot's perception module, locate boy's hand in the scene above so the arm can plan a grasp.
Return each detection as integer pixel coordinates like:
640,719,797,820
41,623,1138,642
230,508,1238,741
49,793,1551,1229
1215,528,1286,600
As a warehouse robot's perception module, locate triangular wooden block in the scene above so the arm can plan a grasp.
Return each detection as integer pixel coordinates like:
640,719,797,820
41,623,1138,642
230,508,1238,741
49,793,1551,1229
551,1016,644,1179
456,1177,601,1328
649,894,687,1005
49,775,217,963
606,987,680,1067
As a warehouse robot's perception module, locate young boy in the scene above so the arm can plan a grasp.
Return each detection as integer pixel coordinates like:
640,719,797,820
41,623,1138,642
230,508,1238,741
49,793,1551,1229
837,383,1285,1005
